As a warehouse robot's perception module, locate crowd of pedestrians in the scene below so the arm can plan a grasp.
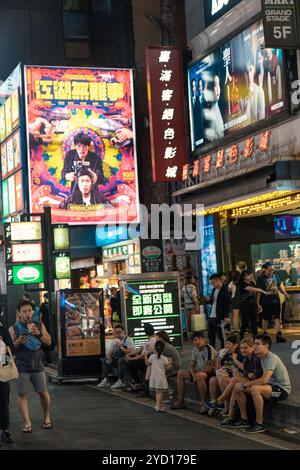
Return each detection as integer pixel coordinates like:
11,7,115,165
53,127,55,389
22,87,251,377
96,261,292,434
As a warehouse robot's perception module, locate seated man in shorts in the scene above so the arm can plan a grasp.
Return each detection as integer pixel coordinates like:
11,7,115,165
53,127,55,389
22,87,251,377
234,334,291,433
170,332,216,414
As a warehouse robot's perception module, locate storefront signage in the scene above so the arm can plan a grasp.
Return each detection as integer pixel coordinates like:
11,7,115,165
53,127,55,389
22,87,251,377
7,264,44,285
95,225,129,247
53,225,70,251
5,221,42,242
188,20,285,153
124,279,182,349
146,47,188,182
55,253,71,280
140,239,164,273
204,0,242,27
24,65,139,225
103,243,131,261
6,242,43,264
261,0,300,49
182,130,272,186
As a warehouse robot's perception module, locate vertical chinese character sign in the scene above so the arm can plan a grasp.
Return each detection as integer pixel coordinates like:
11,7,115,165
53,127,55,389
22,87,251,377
146,48,188,182
24,66,139,225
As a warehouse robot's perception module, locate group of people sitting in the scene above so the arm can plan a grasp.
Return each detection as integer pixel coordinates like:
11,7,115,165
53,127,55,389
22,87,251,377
97,323,291,433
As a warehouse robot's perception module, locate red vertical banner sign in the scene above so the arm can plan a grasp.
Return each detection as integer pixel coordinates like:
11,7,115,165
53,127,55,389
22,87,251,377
146,47,188,183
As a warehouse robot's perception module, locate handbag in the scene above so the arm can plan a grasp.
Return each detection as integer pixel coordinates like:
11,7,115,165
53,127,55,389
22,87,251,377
191,313,208,332
0,347,19,383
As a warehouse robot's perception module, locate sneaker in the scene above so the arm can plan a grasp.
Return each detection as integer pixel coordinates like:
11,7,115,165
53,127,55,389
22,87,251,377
97,378,110,388
233,419,250,428
1,431,14,444
111,379,126,390
205,400,223,410
170,402,186,410
276,333,287,343
221,417,236,428
244,423,266,434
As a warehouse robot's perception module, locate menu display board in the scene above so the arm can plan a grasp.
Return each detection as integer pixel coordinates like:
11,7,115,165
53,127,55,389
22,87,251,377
60,290,104,358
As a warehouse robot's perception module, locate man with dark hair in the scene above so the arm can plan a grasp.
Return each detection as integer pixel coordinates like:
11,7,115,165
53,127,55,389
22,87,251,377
61,132,105,191
171,332,216,414
9,301,52,433
234,334,291,433
59,168,108,208
97,324,134,390
206,274,230,349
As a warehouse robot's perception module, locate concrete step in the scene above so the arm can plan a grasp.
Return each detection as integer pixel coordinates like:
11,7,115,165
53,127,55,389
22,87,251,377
169,378,300,430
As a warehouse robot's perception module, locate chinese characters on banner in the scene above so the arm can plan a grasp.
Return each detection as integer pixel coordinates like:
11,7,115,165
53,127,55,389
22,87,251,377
146,47,188,182
24,66,139,225
125,279,182,349
182,130,271,183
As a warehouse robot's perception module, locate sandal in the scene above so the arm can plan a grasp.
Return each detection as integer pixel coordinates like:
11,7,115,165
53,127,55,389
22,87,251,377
22,426,32,433
42,422,53,430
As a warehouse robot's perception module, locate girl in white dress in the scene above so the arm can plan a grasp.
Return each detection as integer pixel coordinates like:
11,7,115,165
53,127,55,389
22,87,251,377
146,341,171,412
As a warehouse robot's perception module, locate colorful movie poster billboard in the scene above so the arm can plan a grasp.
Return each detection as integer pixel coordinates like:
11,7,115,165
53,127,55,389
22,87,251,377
24,66,139,225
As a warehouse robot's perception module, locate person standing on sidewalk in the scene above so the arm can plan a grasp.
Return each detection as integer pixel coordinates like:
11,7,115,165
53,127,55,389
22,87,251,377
206,274,231,349
181,275,199,336
146,341,171,412
9,300,52,433
239,270,268,339
256,262,289,342
0,321,14,445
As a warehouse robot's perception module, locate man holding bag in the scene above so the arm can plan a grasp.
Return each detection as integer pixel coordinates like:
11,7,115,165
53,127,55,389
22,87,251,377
0,320,15,445
9,300,52,433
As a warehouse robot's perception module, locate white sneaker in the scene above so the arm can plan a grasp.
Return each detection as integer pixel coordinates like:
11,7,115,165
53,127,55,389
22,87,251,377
111,379,126,390
97,378,109,388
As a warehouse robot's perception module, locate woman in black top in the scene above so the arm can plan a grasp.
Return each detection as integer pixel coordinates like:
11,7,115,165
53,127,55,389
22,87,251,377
239,270,267,339
0,322,14,445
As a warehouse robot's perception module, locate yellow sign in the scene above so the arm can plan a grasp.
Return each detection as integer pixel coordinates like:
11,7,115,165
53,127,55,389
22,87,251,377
66,339,101,357
10,222,42,241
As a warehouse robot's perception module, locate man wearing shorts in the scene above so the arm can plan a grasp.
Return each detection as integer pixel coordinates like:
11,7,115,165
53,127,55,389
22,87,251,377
170,332,216,414
234,334,291,433
9,300,52,433
256,262,288,342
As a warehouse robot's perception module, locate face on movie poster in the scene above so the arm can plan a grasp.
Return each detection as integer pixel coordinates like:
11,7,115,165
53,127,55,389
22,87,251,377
188,21,285,152
24,66,139,225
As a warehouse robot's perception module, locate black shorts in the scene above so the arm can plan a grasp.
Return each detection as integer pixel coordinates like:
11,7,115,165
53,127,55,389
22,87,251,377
262,302,280,321
270,384,289,402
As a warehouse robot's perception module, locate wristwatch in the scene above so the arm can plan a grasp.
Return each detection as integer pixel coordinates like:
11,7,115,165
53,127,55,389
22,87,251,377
243,383,247,389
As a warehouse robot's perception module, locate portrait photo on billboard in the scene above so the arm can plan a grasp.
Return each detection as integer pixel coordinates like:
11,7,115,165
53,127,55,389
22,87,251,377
24,66,139,225
188,21,285,152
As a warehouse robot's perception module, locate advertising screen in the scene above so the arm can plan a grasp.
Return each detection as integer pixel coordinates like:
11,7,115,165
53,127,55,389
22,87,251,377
24,66,139,225
201,215,218,297
125,279,182,349
274,216,300,240
188,21,285,152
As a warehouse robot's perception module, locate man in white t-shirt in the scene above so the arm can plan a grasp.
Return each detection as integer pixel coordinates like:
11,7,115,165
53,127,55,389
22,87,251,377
98,324,135,390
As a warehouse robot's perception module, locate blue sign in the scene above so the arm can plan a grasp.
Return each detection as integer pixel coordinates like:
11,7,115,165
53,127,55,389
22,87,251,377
95,225,129,247
201,215,218,297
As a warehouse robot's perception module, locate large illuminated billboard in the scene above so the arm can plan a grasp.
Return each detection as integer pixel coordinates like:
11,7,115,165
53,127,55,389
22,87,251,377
24,66,139,225
188,21,285,152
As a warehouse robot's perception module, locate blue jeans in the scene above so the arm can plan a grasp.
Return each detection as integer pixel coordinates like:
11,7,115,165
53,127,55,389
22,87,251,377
100,356,127,381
